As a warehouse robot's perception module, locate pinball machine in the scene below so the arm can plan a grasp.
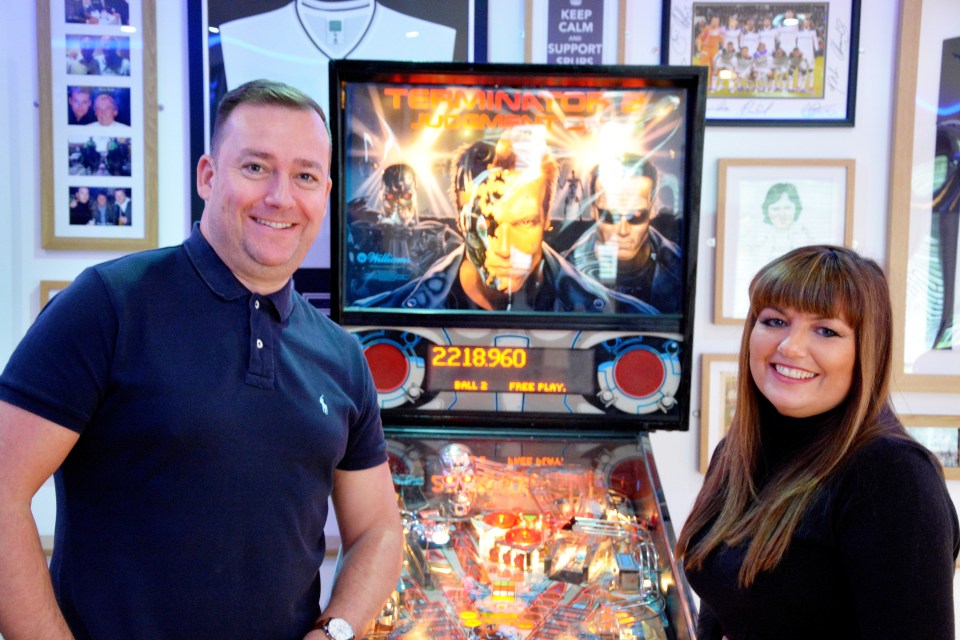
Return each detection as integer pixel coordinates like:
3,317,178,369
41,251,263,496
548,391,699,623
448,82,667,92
329,60,707,640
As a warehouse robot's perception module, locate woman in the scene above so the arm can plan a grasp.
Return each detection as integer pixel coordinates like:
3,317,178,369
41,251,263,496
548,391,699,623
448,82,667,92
678,246,959,639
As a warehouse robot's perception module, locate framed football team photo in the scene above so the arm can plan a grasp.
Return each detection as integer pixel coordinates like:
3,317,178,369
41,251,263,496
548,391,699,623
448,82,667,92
901,415,960,481
714,158,854,323
887,0,960,392
38,0,156,251
699,353,738,473
661,0,860,125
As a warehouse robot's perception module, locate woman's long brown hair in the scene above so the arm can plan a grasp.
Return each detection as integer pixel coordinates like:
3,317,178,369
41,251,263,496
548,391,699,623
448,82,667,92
676,245,908,586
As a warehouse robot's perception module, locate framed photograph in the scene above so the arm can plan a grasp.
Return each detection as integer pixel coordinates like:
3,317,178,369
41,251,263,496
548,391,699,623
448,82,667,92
39,280,72,309
699,353,739,472
38,0,157,251
714,158,854,323
524,0,624,64
901,415,960,481
661,0,860,126
886,0,960,392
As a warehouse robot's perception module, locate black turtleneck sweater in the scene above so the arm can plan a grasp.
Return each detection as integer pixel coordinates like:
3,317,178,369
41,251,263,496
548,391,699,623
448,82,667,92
686,404,960,639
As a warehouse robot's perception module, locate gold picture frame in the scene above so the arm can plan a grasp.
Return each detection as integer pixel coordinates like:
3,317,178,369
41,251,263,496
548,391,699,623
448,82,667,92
39,279,72,309
714,158,855,324
699,353,738,473
38,0,157,251
886,0,960,392
901,414,960,481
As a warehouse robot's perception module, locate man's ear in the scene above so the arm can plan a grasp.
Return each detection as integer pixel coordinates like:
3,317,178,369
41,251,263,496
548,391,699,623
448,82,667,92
196,154,215,201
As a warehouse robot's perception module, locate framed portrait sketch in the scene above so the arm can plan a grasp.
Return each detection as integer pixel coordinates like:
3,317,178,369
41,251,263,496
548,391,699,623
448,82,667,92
887,0,960,392
714,158,854,324
901,415,960,481
38,0,157,251
700,353,738,473
661,0,860,126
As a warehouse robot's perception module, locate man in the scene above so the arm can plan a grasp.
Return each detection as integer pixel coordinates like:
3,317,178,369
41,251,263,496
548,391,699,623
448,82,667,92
90,190,117,225
567,158,683,314
87,92,131,132
113,187,131,225
68,186,93,225
0,80,402,640
67,86,95,125
357,135,656,314
711,41,738,92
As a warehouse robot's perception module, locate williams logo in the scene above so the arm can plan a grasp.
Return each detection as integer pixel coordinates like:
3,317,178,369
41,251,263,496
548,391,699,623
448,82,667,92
357,251,411,265
319,395,328,415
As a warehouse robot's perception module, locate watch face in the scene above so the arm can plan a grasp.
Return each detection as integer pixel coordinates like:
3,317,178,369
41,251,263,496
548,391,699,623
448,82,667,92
325,617,354,640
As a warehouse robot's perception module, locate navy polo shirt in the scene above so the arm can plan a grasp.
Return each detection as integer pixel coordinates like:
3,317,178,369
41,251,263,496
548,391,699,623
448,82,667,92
0,225,386,640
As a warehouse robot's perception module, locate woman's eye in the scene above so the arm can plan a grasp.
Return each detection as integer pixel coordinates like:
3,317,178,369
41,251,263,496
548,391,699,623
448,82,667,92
817,327,840,338
760,317,785,328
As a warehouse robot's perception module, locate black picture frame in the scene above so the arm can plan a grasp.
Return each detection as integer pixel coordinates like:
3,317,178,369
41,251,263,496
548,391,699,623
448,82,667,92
186,1,488,313
660,0,860,126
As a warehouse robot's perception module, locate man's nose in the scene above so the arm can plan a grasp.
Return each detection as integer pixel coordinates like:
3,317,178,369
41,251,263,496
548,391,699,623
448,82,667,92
264,174,294,208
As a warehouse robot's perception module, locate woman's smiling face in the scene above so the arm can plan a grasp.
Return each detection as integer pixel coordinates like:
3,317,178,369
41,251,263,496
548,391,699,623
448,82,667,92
749,306,856,418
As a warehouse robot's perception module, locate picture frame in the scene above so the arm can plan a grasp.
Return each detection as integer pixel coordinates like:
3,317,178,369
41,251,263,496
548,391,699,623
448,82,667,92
39,280,72,309
699,353,739,473
661,0,860,126
187,0,486,309
524,0,624,64
901,415,960,481
38,0,157,251
714,158,855,324
886,0,960,392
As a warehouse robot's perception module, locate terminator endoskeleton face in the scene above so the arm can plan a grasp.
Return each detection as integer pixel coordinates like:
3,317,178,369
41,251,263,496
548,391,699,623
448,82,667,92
380,163,418,225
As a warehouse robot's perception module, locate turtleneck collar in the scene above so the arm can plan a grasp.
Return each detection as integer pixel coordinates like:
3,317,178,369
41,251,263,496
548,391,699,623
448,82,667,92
757,397,846,480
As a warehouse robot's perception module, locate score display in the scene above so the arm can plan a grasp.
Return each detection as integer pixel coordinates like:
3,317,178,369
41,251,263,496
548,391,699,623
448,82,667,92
354,327,683,423
426,345,596,394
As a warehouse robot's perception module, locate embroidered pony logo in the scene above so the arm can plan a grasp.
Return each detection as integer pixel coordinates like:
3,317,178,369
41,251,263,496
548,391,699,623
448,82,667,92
319,395,329,416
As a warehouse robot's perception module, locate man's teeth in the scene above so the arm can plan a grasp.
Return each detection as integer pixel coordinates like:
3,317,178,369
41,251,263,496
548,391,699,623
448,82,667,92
774,364,816,380
256,218,292,230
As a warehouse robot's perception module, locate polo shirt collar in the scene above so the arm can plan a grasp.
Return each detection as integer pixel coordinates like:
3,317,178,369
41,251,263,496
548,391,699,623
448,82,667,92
184,222,295,322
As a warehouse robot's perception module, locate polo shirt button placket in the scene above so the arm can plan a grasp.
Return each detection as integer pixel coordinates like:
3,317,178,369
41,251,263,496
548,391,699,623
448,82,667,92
254,298,263,351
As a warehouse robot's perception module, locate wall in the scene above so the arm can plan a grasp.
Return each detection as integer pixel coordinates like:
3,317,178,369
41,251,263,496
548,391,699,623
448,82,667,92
3,0,958,562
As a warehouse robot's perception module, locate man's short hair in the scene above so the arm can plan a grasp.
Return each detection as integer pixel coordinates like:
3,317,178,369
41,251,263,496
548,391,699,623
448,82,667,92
94,93,118,109
210,79,329,156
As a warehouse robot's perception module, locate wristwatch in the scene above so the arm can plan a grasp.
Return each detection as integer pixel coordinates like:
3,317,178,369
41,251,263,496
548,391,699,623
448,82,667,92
315,617,355,640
